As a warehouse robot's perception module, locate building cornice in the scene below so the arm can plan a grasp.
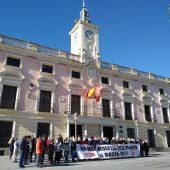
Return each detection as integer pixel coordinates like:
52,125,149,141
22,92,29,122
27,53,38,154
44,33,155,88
0,34,169,86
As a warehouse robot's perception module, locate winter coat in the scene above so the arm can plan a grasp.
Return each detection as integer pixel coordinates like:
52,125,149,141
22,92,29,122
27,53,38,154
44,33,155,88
36,138,43,155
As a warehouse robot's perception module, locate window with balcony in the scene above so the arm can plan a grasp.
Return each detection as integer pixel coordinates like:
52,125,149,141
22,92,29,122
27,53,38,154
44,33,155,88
0,85,17,109
72,71,80,79
102,99,110,117
144,105,152,122
101,77,109,84
6,57,20,67
71,95,80,115
39,90,51,112
159,88,164,95
123,81,129,88
162,108,169,123
42,64,53,74
124,102,132,120
142,85,148,92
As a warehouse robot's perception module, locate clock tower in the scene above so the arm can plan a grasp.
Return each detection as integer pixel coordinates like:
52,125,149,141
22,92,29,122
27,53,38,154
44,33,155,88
69,0,100,63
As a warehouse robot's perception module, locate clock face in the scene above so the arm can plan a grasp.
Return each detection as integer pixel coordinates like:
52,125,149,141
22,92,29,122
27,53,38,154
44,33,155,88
85,30,94,40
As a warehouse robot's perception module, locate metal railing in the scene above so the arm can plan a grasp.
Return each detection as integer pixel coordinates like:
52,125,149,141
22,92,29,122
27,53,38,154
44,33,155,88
145,114,152,122
0,98,16,109
65,104,113,118
125,112,133,120
0,34,169,83
0,34,80,62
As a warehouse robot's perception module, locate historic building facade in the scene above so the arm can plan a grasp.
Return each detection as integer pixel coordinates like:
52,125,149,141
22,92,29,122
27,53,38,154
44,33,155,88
0,3,170,154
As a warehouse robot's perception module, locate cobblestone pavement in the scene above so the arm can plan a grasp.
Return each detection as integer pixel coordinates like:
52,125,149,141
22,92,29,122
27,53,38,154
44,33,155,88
0,152,170,170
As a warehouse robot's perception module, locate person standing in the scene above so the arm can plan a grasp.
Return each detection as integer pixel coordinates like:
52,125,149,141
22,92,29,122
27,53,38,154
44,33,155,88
143,140,149,157
12,138,20,163
54,138,62,163
70,136,77,162
63,137,70,163
8,137,15,160
29,135,36,163
19,136,27,168
47,138,55,165
41,135,47,166
35,137,43,167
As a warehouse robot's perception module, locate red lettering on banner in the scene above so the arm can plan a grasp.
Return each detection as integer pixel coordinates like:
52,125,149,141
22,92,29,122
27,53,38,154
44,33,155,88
83,153,95,157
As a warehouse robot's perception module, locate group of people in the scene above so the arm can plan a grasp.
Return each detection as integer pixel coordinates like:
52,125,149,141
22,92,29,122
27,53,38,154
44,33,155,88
8,135,150,168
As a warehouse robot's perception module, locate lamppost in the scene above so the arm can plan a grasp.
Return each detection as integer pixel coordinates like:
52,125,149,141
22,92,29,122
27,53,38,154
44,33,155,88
74,112,78,139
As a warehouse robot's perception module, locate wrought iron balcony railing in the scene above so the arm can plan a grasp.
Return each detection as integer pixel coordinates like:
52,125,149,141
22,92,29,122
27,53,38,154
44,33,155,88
145,114,152,122
0,98,17,110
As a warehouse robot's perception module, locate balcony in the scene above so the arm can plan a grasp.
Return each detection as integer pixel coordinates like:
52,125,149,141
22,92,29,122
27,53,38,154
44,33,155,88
2,64,21,73
125,113,133,120
38,103,51,113
65,104,110,118
39,72,55,79
163,114,169,124
0,64,25,81
145,114,152,122
68,77,83,87
122,87,133,97
0,98,18,110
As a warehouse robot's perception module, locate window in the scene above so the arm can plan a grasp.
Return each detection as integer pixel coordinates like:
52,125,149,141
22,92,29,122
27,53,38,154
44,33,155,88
0,85,17,109
124,102,132,120
144,105,152,122
6,57,20,67
123,81,129,88
72,71,80,79
147,129,156,147
39,90,51,112
42,64,53,73
71,95,80,115
127,128,135,139
102,99,110,117
162,108,169,123
101,77,108,84
166,130,170,147
142,85,148,92
0,121,13,148
159,88,164,95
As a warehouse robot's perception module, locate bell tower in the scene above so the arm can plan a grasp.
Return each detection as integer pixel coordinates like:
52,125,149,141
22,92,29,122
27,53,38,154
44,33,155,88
69,0,100,63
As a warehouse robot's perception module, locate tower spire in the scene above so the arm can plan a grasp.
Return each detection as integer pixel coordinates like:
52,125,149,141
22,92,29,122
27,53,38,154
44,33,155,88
80,0,91,23
83,0,85,8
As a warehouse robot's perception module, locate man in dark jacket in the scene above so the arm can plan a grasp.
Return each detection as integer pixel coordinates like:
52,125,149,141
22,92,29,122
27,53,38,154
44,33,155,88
143,140,149,157
19,136,27,168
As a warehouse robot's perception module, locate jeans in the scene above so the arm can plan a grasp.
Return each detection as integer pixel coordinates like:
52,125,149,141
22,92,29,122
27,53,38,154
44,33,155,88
71,150,77,161
19,151,25,167
64,150,69,163
36,154,42,167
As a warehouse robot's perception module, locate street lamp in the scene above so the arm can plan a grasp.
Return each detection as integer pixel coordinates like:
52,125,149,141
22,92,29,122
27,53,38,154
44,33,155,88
74,112,78,139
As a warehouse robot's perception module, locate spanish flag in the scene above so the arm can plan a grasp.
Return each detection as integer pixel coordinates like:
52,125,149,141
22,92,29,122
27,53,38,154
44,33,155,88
88,87,95,98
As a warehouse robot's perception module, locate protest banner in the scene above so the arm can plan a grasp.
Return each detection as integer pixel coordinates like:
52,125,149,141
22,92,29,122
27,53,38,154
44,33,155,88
76,144,140,160
76,144,99,160
96,144,140,159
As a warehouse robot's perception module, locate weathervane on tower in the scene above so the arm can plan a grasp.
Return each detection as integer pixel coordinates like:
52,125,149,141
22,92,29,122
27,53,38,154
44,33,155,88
80,0,91,23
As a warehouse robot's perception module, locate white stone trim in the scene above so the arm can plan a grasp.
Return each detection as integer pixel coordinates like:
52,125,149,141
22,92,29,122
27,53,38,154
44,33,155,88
5,53,23,68
70,67,82,80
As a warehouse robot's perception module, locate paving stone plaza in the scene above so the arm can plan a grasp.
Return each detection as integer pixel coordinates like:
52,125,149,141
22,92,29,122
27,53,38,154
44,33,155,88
0,152,170,170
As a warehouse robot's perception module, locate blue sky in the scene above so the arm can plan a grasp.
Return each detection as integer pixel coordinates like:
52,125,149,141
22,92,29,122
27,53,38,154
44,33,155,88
0,0,170,77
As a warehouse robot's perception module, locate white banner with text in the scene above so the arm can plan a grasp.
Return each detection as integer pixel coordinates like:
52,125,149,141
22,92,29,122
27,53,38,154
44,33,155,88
76,144,140,160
